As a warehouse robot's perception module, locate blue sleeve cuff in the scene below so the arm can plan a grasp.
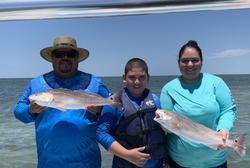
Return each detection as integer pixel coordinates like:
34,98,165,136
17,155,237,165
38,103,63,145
28,108,38,119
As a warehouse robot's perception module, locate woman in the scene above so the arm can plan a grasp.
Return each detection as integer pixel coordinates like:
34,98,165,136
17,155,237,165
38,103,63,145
160,40,236,168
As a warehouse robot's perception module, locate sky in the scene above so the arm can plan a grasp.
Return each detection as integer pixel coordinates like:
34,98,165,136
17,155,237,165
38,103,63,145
0,7,250,78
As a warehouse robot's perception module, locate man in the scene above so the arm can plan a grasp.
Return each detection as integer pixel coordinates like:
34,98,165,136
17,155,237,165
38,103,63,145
14,36,110,168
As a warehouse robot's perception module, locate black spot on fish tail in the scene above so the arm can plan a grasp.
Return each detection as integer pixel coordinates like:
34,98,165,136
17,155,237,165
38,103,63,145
233,134,247,157
110,90,123,109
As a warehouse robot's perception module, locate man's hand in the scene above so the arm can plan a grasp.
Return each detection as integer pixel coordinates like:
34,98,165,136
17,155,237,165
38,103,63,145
86,104,103,114
29,100,47,114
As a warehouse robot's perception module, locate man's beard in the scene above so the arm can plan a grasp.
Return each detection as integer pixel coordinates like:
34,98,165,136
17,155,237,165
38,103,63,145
59,60,72,73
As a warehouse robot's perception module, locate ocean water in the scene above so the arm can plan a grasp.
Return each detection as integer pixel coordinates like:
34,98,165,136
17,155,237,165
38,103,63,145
0,75,249,168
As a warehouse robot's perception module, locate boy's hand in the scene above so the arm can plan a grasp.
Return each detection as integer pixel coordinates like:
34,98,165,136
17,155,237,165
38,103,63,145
162,163,169,168
86,104,103,114
125,146,151,167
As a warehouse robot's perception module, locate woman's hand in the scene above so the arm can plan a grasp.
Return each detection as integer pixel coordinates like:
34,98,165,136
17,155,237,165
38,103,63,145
161,125,169,131
217,129,229,150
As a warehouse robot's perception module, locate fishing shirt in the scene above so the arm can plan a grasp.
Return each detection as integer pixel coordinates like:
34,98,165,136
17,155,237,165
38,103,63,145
160,73,236,168
14,70,110,168
96,90,169,168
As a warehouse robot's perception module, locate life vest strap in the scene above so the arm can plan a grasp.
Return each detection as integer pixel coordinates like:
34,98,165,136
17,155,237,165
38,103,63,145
115,125,162,148
119,107,157,126
142,138,168,153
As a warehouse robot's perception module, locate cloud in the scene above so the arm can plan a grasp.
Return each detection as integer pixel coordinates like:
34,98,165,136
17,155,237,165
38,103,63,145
209,49,250,58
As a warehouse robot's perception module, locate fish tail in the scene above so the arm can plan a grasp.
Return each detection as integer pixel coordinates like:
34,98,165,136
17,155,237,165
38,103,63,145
111,102,123,109
232,134,247,157
110,90,123,109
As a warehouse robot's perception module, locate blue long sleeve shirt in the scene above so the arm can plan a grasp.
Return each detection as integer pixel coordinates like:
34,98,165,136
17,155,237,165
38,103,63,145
14,71,110,168
160,73,236,168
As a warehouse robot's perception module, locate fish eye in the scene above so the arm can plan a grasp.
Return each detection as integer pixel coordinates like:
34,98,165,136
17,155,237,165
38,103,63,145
235,140,238,143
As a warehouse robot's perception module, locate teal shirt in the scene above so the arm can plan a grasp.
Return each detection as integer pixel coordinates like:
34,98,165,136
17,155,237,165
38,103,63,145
160,73,236,168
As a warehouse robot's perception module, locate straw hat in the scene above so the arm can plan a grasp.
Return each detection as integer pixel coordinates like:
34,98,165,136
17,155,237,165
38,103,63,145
40,36,89,62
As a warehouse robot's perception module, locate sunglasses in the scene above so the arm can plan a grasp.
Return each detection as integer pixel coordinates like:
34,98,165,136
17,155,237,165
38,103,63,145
53,50,77,58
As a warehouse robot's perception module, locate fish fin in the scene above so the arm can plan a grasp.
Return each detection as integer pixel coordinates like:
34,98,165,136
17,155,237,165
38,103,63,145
56,107,67,112
54,99,66,106
53,99,67,111
232,134,247,157
171,121,180,130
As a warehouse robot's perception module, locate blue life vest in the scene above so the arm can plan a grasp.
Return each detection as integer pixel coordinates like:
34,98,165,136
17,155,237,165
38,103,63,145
113,88,168,168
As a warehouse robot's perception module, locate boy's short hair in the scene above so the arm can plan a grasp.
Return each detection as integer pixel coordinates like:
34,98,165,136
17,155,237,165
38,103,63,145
125,58,148,75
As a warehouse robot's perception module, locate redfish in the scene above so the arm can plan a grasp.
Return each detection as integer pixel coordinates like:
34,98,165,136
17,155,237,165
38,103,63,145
154,109,246,157
29,88,123,111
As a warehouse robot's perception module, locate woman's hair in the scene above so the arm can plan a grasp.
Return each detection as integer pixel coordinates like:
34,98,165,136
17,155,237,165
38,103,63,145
124,58,148,75
178,40,203,62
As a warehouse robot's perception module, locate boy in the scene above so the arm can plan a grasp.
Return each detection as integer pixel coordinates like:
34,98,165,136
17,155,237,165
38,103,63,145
96,58,169,168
